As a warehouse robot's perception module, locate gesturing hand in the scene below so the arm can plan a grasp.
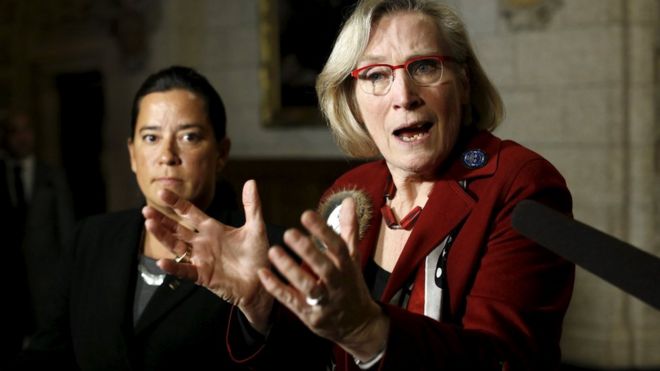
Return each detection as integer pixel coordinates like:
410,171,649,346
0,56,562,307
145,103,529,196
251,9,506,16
257,197,389,361
142,180,273,332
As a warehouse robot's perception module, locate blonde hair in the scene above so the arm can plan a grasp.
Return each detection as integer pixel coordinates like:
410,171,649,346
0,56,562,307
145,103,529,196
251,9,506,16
316,0,504,158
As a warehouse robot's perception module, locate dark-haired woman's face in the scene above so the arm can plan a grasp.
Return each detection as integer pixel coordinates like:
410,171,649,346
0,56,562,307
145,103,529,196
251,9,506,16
128,89,229,210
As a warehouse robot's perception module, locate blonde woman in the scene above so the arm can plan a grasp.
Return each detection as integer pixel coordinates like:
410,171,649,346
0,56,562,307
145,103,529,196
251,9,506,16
146,1,574,370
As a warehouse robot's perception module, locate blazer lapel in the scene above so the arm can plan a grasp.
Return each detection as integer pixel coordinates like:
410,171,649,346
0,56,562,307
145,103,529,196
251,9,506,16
380,131,501,304
381,179,474,302
85,210,143,362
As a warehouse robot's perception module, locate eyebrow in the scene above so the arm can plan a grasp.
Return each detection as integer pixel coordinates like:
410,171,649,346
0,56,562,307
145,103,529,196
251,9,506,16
357,52,441,65
356,55,387,66
138,123,206,133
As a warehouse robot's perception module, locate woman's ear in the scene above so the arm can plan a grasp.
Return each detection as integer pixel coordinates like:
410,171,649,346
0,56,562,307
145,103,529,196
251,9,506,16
127,137,137,173
216,137,231,173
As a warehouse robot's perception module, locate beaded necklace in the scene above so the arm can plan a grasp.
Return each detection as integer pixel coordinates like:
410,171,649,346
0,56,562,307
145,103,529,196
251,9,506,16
380,178,422,230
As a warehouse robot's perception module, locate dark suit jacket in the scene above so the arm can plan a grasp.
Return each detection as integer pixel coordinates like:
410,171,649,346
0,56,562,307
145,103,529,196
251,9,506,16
17,202,283,371
23,161,76,329
0,159,32,363
229,130,574,371
0,158,74,366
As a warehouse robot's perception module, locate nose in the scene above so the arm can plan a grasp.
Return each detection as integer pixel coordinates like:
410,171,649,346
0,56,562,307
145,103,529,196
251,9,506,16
390,69,422,110
158,137,181,166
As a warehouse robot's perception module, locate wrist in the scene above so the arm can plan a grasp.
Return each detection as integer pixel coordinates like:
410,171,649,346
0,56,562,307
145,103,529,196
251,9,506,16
340,307,390,363
240,291,274,334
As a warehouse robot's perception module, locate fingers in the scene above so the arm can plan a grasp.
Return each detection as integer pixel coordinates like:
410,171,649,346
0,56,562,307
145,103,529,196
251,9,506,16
269,246,320,293
300,209,351,265
144,216,183,249
242,180,265,230
283,228,337,281
257,265,307,313
142,206,178,234
144,207,196,245
285,198,360,285
144,207,199,267
156,189,207,231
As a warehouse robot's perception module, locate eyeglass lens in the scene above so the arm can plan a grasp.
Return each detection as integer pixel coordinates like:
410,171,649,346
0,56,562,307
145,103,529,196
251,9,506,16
356,58,444,95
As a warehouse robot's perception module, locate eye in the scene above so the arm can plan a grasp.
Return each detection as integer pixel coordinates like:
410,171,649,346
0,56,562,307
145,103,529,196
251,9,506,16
409,59,441,76
181,132,202,143
359,66,391,83
142,134,158,143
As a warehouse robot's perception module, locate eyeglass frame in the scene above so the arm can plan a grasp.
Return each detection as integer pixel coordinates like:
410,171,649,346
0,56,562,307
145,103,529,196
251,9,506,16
350,55,457,95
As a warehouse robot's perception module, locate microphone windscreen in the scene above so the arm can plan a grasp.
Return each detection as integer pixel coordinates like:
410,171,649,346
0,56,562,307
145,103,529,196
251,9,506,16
318,188,372,240
512,199,660,310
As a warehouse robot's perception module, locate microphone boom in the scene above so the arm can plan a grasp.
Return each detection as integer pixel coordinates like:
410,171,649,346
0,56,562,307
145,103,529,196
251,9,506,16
512,200,660,310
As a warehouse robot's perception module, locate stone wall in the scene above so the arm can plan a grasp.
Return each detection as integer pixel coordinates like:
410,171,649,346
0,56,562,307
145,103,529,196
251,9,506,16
456,0,660,367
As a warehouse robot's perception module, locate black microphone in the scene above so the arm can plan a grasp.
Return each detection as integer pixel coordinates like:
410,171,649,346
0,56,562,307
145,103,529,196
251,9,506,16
511,200,660,310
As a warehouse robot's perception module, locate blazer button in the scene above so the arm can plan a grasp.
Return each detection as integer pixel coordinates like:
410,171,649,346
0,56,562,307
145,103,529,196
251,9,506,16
168,280,180,290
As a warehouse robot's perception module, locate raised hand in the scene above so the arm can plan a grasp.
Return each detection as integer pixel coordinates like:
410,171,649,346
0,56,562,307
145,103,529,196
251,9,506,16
257,198,389,361
142,179,274,332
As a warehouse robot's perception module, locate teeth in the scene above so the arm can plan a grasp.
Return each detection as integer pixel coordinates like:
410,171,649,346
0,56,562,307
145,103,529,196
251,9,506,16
401,133,424,142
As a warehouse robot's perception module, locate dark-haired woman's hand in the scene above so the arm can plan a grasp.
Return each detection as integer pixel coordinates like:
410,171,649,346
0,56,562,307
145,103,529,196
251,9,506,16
143,179,274,333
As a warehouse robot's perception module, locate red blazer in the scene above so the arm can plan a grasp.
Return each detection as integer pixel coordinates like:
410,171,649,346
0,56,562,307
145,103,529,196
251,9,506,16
228,130,574,371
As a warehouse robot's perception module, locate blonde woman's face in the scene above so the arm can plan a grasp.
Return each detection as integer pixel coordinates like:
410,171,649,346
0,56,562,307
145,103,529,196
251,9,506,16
354,11,468,178
128,89,229,210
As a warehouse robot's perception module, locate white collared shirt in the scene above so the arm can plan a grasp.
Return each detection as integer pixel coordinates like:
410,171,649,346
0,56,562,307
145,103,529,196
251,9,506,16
5,155,35,204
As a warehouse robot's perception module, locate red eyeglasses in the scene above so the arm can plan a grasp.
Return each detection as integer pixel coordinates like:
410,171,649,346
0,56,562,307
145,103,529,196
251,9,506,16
350,55,456,96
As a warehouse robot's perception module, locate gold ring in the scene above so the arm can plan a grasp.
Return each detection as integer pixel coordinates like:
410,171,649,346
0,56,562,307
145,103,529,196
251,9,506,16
175,247,191,263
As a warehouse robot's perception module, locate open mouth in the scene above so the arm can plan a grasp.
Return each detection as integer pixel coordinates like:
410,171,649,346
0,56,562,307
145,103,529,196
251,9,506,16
393,122,434,142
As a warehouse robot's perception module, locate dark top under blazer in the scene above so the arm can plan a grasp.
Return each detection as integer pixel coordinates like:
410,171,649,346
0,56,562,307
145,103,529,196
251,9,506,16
18,203,283,371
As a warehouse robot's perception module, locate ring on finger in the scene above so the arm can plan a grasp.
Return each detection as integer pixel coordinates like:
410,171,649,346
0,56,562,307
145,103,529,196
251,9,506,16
175,246,192,263
305,280,327,306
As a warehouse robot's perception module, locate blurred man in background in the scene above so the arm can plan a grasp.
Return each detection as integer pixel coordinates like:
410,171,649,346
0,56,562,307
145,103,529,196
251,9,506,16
0,110,75,365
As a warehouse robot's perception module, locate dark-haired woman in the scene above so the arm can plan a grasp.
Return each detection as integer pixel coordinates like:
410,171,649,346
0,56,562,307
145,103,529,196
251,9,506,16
14,66,279,370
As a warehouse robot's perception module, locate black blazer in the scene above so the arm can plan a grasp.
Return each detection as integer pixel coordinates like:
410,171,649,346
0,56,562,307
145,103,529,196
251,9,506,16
17,204,284,371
